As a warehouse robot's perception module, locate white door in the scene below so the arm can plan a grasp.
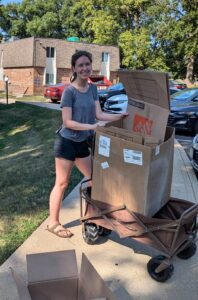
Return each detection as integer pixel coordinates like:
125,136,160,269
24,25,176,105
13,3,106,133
45,47,57,85
101,52,110,79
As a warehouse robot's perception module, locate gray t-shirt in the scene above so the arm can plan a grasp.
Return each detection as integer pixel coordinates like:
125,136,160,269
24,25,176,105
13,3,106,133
59,84,99,142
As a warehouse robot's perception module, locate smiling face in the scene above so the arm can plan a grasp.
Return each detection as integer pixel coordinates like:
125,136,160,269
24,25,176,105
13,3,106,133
72,55,92,81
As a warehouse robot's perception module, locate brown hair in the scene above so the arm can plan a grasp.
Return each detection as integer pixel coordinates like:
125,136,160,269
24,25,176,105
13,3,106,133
70,51,92,82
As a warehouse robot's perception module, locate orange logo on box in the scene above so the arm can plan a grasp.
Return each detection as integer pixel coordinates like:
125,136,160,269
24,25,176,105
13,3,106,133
133,114,153,135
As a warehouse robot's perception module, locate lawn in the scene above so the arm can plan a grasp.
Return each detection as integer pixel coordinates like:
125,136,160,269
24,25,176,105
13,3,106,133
0,102,82,265
0,91,47,102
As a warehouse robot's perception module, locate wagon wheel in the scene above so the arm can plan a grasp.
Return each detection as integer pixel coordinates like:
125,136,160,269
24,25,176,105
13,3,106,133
147,255,174,282
177,242,197,259
98,226,112,236
82,222,100,245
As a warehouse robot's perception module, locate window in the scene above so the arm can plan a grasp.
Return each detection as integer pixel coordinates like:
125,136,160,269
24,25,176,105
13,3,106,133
102,52,109,62
46,47,55,58
46,73,54,85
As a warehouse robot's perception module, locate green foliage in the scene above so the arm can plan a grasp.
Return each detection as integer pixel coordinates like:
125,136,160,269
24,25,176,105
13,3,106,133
0,0,197,80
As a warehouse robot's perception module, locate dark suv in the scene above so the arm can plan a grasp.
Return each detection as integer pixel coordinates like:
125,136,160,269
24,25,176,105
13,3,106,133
168,88,198,133
189,134,198,177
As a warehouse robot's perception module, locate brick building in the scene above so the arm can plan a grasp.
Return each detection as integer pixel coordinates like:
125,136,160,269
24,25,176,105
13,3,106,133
0,37,120,96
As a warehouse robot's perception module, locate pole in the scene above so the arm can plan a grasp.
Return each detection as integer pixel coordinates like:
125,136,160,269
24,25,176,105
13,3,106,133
6,80,8,105
5,76,9,105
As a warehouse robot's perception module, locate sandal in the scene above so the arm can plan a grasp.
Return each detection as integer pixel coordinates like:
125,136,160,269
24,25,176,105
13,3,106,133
46,223,74,238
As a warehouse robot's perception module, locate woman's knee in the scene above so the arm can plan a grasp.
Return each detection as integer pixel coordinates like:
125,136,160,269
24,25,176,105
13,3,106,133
55,179,69,191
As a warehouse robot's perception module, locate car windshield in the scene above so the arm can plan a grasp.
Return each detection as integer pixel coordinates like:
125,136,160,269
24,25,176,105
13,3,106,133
171,89,198,101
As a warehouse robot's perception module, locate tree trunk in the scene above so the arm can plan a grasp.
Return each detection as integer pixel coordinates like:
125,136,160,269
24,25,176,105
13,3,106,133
186,55,195,83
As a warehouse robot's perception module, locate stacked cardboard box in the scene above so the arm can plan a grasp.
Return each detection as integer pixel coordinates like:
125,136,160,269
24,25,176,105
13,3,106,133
91,70,175,217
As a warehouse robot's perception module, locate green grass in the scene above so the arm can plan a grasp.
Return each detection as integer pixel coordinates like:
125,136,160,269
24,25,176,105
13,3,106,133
16,95,47,101
0,103,83,265
0,91,47,102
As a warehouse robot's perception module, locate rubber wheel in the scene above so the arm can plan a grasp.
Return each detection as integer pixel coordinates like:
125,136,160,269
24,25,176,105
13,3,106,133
147,255,174,282
51,99,58,103
177,242,197,259
82,223,99,245
98,226,112,236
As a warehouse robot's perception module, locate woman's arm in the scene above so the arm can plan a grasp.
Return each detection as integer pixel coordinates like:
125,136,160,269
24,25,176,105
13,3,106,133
62,107,106,130
95,101,128,121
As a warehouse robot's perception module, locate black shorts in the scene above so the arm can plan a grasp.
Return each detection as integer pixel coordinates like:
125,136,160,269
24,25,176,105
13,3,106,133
54,134,90,161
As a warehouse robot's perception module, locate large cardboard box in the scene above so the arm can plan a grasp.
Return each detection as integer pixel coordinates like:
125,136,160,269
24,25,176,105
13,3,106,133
11,250,116,300
118,69,170,143
91,70,174,217
91,127,174,217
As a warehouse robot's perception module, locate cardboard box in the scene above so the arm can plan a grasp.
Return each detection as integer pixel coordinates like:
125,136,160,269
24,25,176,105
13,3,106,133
11,250,116,300
118,70,170,143
91,126,174,217
91,70,174,217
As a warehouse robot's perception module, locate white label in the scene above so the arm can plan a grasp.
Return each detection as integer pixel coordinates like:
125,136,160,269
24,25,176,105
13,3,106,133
101,162,109,169
155,145,160,156
98,136,111,157
123,149,143,166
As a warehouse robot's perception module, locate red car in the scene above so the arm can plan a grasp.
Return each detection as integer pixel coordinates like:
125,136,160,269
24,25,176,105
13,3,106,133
169,80,187,90
44,83,69,103
88,75,112,90
44,76,112,103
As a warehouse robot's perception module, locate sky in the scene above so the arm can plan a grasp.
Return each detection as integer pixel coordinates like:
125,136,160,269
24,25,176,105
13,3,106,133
2,0,22,4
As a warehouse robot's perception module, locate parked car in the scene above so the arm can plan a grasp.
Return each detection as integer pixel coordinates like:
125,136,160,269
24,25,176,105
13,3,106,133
44,76,112,103
98,83,126,109
103,94,128,114
169,80,187,90
88,75,112,90
169,87,180,95
44,83,69,103
189,134,198,177
168,88,198,133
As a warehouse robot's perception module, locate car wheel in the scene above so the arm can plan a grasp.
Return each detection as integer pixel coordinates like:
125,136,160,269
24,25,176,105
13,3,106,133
51,99,58,103
194,120,198,134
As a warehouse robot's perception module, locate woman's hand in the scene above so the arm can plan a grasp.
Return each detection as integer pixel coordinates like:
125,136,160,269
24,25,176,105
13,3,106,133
92,121,109,130
120,112,129,118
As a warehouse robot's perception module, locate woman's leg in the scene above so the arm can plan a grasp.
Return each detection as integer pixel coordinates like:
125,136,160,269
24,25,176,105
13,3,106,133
48,157,74,237
75,155,92,185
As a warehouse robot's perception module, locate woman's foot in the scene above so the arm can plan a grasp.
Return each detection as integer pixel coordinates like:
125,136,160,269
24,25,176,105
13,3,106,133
46,223,74,238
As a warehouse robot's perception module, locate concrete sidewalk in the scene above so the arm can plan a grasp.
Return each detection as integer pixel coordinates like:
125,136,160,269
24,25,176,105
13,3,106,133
0,142,198,300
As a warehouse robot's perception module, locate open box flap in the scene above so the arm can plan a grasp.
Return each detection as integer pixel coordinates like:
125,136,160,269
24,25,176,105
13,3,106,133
118,70,170,110
10,268,32,300
27,250,78,284
78,253,116,300
123,100,169,141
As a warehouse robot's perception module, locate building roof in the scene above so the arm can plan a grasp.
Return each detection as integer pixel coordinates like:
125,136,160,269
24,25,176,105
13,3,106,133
0,37,120,70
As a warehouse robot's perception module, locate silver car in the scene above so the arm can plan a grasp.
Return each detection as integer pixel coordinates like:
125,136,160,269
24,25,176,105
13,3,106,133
103,94,128,114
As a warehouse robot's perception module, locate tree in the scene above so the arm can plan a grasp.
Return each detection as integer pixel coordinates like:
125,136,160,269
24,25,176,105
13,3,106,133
147,0,198,81
0,0,197,80
0,0,66,38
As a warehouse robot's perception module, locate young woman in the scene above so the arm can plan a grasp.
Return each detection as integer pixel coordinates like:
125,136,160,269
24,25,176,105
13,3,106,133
47,50,127,238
